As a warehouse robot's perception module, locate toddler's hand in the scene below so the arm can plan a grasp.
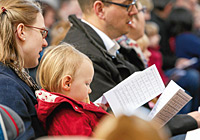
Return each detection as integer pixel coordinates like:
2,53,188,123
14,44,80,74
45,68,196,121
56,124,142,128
97,103,109,111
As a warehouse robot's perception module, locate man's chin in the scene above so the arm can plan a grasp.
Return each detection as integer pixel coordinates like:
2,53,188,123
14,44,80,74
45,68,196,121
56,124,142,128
123,30,129,36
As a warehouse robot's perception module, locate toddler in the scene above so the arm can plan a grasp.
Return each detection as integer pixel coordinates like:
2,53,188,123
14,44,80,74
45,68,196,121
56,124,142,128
145,21,169,85
35,43,108,136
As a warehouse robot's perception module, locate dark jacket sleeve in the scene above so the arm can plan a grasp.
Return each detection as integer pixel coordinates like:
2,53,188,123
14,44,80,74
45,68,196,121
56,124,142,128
64,17,139,102
89,56,122,101
165,114,198,136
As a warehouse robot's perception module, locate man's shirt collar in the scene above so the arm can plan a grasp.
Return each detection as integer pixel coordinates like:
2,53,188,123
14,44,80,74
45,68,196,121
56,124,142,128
82,19,120,56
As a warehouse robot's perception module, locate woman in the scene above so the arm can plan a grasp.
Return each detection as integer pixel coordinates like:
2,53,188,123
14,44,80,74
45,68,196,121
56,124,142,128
0,0,48,139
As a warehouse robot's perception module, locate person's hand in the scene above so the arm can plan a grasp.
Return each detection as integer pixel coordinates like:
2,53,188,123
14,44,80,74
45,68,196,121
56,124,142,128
188,111,200,128
175,58,191,69
96,103,109,111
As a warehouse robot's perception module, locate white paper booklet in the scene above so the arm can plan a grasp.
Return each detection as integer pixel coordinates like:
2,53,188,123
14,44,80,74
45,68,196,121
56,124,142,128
148,80,192,127
95,65,165,116
185,128,200,140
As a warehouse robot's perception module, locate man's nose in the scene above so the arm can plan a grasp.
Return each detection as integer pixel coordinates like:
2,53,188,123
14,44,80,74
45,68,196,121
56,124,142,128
128,5,138,16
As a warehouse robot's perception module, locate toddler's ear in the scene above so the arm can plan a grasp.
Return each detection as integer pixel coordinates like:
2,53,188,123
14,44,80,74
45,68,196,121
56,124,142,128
61,75,72,91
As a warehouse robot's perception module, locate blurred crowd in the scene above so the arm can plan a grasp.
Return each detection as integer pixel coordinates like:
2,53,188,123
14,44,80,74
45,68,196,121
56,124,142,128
2,0,200,140
31,0,200,114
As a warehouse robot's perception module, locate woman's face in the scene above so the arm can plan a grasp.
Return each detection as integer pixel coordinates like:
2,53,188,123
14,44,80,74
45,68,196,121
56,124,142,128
21,13,48,68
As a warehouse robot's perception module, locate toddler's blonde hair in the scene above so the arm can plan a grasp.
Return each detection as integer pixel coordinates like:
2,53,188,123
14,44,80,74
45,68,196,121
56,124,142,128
37,43,92,93
145,21,160,37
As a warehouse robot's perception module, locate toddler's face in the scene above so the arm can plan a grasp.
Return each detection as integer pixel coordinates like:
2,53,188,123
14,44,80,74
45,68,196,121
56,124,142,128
149,34,160,48
67,59,94,103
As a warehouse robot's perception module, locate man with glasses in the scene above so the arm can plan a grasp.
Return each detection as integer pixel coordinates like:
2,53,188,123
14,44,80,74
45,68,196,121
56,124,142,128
64,0,139,101
101,0,136,12
63,0,200,137
116,1,148,69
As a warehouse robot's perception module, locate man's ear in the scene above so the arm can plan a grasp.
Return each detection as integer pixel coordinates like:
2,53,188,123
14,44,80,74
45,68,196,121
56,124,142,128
93,1,105,19
61,75,72,91
16,23,26,41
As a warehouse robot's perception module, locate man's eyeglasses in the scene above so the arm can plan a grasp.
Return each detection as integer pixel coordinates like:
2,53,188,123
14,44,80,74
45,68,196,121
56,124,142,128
101,0,137,13
138,6,147,13
24,25,48,39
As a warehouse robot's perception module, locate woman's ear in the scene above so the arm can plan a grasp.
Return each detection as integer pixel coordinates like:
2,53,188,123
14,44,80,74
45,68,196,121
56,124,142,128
93,1,105,19
16,23,26,41
61,75,72,91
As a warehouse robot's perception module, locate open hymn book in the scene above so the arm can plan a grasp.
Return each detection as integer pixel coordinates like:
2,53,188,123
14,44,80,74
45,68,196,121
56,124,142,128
95,65,192,127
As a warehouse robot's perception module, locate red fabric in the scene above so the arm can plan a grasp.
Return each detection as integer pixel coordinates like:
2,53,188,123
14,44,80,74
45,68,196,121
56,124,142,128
169,37,176,53
148,47,169,85
35,89,108,136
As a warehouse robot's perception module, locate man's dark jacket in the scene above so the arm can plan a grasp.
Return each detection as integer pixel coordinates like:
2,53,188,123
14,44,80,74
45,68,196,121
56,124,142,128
64,15,144,101
63,15,198,136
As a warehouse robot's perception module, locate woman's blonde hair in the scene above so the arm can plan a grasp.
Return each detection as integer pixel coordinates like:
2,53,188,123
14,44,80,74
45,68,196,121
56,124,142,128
37,43,92,92
0,0,41,70
139,0,154,12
